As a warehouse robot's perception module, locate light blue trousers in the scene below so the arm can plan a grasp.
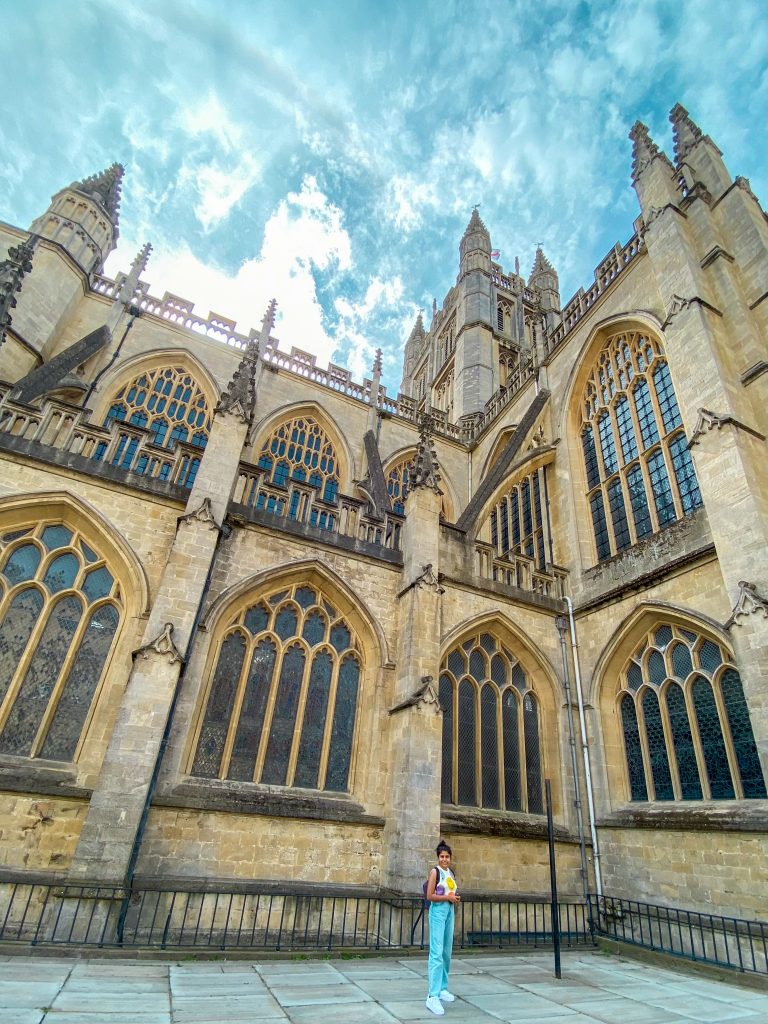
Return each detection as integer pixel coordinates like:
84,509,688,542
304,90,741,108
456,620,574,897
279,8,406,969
427,901,454,998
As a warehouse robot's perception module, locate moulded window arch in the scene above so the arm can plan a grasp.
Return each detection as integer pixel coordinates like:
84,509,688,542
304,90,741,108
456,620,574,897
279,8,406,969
0,520,123,762
439,631,544,814
189,581,362,793
617,621,766,802
580,330,702,562
255,414,340,505
104,365,212,453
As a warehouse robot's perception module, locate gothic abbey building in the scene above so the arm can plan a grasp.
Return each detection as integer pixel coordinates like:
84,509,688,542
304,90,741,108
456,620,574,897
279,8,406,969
0,104,765,922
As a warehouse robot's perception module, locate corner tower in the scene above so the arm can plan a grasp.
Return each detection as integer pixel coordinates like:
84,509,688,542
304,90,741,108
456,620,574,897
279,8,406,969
453,208,495,422
30,163,124,275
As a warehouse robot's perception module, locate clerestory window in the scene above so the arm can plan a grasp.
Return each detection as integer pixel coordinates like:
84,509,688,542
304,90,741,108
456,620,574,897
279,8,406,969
256,415,340,505
581,331,701,562
190,582,361,793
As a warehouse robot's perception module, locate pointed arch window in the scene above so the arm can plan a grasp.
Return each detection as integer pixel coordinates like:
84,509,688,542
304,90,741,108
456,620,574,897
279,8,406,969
0,522,123,761
190,582,361,793
580,331,702,562
255,415,340,505
104,365,212,451
484,468,548,572
439,632,544,814
618,623,765,802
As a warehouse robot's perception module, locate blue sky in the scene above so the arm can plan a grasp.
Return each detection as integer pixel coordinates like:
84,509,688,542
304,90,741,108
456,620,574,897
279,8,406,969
1,0,766,393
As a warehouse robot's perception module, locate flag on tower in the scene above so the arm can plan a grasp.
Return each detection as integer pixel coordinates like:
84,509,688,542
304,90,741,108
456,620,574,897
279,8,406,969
490,250,500,259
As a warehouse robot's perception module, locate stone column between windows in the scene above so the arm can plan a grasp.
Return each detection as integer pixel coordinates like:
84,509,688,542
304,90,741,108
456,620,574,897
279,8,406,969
67,406,250,885
383,483,444,894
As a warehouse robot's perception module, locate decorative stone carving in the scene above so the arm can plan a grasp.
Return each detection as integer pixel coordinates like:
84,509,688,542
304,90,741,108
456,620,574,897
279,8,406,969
0,236,36,349
413,563,445,594
177,497,221,531
642,206,666,232
688,408,765,448
133,623,184,665
662,294,693,328
388,676,441,716
411,415,443,495
216,340,259,423
735,176,758,202
527,425,546,450
725,582,768,630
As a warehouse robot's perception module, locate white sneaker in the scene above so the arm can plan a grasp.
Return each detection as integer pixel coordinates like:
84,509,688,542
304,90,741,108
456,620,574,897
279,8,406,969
439,990,456,1002
426,995,445,1015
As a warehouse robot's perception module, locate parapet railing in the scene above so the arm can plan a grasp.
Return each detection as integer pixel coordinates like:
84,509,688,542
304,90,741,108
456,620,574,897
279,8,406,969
0,880,592,953
589,894,768,977
474,543,569,600
0,387,201,490
233,461,404,553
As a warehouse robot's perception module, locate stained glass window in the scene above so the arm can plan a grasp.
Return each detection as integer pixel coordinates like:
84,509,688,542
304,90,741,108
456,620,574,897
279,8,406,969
484,468,548,571
103,366,212,450
580,331,702,561
440,633,544,815
618,623,765,802
0,521,122,761
190,581,361,793
256,415,340,505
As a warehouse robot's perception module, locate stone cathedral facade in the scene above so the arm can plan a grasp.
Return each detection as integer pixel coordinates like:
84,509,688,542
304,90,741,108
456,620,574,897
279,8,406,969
0,104,765,922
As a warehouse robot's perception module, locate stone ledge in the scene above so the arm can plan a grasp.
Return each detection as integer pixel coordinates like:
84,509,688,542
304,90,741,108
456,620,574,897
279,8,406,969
0,432,190,503
441,806,580,843
228,502,403,566
154,779,385,827
439,570,564,613
0,759,90,800
598,803,768,833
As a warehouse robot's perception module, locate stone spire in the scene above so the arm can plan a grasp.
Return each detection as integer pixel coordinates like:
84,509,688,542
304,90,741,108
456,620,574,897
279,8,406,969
70,163,125,224
408,311,425,346
529,245,555,279
411,414,443,495
257,298,277,349
629,121,672,183
0,236,36,349
670,103,720,164
373,347,383,376
117,242,152,306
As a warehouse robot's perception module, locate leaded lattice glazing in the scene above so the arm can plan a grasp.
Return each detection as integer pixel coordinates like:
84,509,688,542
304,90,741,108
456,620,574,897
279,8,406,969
105,365,211,449
0,522,122,761
440,632,543,814
190,582,361,793
618,622,765,802
483,468,547,571
256,416,340,504
581,331,703,562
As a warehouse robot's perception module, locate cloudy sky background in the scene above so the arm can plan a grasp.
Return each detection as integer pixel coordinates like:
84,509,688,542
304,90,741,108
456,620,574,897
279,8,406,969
1,0,766,393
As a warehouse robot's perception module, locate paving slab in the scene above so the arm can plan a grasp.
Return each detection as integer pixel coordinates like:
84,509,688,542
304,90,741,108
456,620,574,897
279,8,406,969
0,949,764,1024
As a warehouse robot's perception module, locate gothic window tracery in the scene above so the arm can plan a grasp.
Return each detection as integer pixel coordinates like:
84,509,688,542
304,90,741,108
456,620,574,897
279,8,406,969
499,350,520,388
488,468,547,572
190,582,361,793
618,623,766,802
439,632,544,814
255,415,340,504
104,365,212,451
580,331,701,561
0,522,122,761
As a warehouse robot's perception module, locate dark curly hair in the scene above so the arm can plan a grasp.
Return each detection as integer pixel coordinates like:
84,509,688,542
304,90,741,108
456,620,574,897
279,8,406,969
436,840,452,857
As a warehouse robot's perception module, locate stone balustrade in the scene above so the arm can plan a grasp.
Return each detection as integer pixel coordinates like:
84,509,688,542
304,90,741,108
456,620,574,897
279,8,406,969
233,460,404,553
475,541,569,600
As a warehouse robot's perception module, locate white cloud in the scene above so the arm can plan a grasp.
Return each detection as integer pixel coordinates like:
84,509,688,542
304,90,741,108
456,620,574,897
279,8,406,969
106,175,351,367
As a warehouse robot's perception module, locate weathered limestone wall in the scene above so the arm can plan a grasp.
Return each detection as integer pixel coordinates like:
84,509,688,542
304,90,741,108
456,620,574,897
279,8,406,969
444,834,585,897
599,827,768,921
135,808,383,887
0,795,87,873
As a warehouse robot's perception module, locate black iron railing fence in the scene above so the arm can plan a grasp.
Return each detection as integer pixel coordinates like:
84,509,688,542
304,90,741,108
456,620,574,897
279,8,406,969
589,894,768,976
0,881,591,952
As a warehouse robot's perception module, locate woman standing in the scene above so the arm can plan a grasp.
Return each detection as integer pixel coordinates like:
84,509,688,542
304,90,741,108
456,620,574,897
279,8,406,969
425,840,460,1016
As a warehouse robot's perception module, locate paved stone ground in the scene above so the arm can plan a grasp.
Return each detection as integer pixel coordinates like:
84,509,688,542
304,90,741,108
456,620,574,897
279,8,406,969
0,950,766,1024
